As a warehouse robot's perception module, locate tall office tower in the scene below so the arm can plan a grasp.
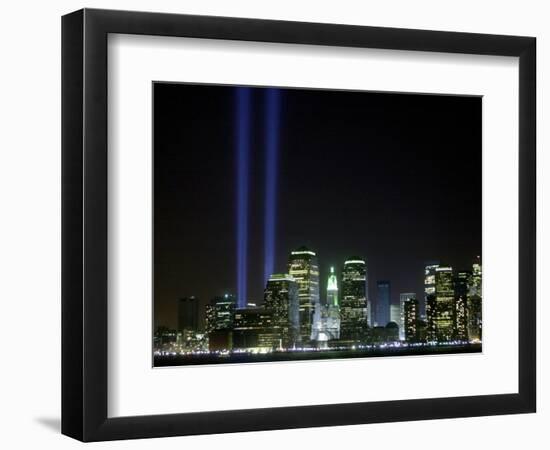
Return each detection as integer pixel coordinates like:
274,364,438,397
376,281,391,326
426,266,455,342
288,246,320,343
399,293,416,340
264,274,300,349
324,266,341,340
205,294,236,334
177,296,199,333
424,262,440,316
340,257,368,342
454,271,471,341
403,298,420,342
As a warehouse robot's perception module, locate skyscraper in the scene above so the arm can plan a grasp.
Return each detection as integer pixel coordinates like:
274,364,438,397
264,274,300,348
288,246,320,343
426,266,455,341
467,257,482,342
404,298,420,342
399,293,416,340
454,271,471,341
376,280,391,326
424,262,440,315
205,294,236,351
177,296,199,333
340,257,368,342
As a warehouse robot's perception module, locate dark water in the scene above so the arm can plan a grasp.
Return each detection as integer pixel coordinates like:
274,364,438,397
154,343,481,367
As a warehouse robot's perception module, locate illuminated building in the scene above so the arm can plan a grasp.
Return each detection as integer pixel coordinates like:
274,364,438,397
311,266,341,344
467,258,482,342
399,293,416,340
424,262,440,315
153,326,178,352
416,319,428,342
426,266,455,341
288,246,320,342
470,256,482,298
455,295,468,341
232,306,277,351
177,296,199,334
340,258,368,342
367,299,373,327
205,294,236,333
454,271,471,341
180,330,208,352
376,280,391,326
205,294,236,352
390,304,401,331
403,298,420,342
264,274,300,348
467,296,482,342
325,266,341,340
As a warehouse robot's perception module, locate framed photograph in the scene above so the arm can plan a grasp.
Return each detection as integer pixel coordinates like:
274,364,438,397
62,8,536,442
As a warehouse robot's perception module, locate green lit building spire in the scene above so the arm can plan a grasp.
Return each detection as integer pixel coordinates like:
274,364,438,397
322,266,341,340
327,266,339,306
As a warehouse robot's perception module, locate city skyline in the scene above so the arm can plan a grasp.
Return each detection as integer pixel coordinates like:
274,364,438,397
162,248,481,330
153,82,481,364
154,245,482,365
154,83,481,330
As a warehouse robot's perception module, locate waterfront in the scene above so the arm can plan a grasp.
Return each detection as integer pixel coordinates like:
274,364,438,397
154,342,481,367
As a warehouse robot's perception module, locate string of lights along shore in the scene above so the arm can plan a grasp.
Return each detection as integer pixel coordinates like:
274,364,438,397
154,247,482,362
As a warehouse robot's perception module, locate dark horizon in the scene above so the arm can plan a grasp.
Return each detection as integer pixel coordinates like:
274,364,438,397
154,83,481,329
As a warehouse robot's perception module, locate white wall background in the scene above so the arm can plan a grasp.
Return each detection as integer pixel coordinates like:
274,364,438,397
0,0,546,448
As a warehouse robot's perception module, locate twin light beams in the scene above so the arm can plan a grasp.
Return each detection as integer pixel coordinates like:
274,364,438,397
236,87,281,308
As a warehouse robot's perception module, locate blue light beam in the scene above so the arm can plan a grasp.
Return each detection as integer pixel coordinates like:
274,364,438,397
263,89,281,284
236,88,251,308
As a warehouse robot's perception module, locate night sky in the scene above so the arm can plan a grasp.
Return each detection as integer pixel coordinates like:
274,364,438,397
154,83,481,329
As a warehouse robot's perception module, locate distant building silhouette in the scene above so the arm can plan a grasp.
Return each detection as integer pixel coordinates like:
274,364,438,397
376,280,391,326
177,296,199,333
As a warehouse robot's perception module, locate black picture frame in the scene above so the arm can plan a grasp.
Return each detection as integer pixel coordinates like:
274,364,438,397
62,8,536,442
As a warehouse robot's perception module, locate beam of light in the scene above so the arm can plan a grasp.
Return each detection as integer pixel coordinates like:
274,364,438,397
263,89,281,285
236,87,251,308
